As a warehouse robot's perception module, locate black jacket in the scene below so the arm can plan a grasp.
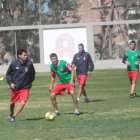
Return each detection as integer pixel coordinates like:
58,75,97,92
6,59,35,90
72,51,94,75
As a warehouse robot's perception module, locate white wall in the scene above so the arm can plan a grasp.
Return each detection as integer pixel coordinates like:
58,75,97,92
0,60,126,75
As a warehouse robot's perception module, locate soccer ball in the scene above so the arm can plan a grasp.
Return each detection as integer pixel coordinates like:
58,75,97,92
45,112,55,121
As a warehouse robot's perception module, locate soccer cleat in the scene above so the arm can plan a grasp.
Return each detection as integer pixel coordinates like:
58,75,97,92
8,114,13,120
8,116,16,122
84,97,89,102
74,110,80,115
133,93,137,97
129,94,134,98
55,111,60,116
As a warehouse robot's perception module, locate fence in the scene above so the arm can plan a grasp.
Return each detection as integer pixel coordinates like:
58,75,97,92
0,19,140,74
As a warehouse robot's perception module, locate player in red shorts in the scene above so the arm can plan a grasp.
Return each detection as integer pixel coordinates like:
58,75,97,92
122,41,140,98
6,49,35,122
48,53,80,115
72,44,94,102
72,43,94,102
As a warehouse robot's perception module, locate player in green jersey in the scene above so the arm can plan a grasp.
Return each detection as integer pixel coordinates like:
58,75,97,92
122,40,140,98
48,53,80,115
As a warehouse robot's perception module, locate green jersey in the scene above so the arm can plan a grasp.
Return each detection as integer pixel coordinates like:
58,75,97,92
125,49,140,70
50,60,71,83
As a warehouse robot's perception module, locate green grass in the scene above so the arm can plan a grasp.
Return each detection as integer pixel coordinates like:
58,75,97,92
0,69,140,140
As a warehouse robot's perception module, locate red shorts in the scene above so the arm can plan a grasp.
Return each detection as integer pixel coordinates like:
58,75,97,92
52,83,75,95
128,70,139,83
77,75,87,86
11,89,29,103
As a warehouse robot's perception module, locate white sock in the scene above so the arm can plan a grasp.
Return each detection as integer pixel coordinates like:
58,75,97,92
75,109,79,112
77,98,80,101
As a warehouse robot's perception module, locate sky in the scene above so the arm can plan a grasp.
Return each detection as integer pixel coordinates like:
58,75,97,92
29,0,49,13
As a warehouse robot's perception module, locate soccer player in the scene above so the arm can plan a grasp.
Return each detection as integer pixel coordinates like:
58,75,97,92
122,40,140,98
6,49,35,122
72,43,94,102
48,53,80,115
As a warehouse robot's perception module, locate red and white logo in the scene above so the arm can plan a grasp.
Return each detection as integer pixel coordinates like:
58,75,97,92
60,68,63,71
83,57,86,61
56,33,75,58
25,68,28,72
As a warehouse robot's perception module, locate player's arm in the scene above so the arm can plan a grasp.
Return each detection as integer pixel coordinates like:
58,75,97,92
88,54,94,75
48,70,56,92
70,64,76,86
138,52,140,61
134,52,140,66
122,53,130,65
6,63,15,89
71,54,77,66
65,63,75,86
30,63,35,82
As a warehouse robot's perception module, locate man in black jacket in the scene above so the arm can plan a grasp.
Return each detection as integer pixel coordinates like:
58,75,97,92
72,43,94,102
6,49,35,122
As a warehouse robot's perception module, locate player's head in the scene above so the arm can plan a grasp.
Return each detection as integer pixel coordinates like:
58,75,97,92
78,43,84,53
50,53,58,65
129,40,136,50
17,49,27,62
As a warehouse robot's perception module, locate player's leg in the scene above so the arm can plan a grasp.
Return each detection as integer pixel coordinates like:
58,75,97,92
67,83,80,115
129,83,134,98
10,102,15,116
13,89,29,117
77,84,82,102
13,100,26,117
77,75,82,101
129,71,139,98
8,102,15,121
70,90,80,115
50,83,65,115
70,90,78,109
8,100,26,122
131,81,136,94
131,71,139,97
128,71,134,98
9,89,16,117
77,75,88,102
82,86,86,96
50,92,59,115
8,89,29,122
8,89,16,122
82,86,89,102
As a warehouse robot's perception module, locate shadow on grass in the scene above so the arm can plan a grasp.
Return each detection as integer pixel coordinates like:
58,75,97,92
88,99,105,102
63,111,95,115
129,95,140,98
25,117,44,121
136,95,140,98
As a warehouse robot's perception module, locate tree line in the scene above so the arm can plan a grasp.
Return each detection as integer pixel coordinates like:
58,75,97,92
0,0,139,64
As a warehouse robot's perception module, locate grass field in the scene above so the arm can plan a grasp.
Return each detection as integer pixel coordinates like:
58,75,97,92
0,69,140,140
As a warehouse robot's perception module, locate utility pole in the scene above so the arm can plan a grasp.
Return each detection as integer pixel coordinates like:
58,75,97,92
39,0,41,24
14,31,17,59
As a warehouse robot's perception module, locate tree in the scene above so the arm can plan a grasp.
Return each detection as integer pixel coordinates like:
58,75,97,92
94,0,140,60
94,0,116,60
119,0,140,49
41,0,81,24
0,0,45,63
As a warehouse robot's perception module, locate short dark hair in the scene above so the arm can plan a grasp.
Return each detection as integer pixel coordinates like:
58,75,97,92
17,49,27,57
130,40,136,44
78,43,84,48
50,53,58,59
